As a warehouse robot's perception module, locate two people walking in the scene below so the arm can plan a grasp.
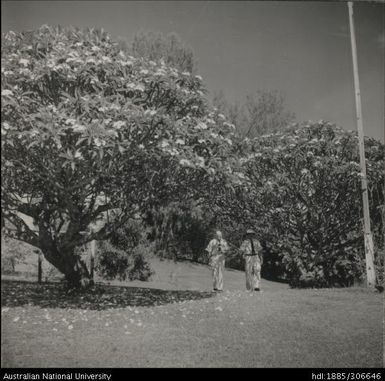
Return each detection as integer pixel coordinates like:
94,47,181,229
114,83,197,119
205,229,263,292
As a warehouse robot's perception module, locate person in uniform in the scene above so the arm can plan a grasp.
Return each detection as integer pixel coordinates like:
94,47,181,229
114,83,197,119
240,229,263,291
205,230,229,292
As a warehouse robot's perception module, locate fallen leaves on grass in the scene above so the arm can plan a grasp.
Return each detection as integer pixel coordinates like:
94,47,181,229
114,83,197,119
1,280,214,310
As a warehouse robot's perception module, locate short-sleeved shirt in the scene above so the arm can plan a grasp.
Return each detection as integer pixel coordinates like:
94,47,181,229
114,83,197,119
206,238,229,257
240,239,262,260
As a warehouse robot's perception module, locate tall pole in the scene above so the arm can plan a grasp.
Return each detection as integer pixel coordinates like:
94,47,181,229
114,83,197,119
347,1,376,287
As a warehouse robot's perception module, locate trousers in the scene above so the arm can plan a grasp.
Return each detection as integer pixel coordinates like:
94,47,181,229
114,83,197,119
245,256,261,290
210,254,225,291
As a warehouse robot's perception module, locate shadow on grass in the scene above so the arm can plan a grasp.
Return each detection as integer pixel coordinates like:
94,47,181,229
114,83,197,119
1,279,214,310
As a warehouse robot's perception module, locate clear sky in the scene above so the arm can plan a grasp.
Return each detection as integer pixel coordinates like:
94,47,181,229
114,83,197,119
2,1,384,141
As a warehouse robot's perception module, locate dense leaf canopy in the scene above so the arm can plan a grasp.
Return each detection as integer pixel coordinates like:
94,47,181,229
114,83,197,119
213,121,384,286
1,26,239,278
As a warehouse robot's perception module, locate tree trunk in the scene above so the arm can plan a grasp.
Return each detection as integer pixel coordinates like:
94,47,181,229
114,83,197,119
63,256,93,289
41,247,92,290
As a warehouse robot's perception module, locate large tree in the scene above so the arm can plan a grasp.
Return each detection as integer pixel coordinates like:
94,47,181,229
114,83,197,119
1,25,236,288
211,121,384,287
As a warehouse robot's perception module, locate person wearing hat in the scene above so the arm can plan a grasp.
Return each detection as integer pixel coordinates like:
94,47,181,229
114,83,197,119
205,230,229,292
240,229,263,291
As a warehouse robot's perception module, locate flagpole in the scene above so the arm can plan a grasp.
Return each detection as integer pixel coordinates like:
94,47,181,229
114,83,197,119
347,1,376,287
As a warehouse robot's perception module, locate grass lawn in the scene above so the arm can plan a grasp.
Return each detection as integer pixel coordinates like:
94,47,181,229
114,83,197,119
1,258,383,368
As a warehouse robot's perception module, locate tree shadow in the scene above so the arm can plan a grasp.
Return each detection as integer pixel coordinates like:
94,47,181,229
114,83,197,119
1,279,214,310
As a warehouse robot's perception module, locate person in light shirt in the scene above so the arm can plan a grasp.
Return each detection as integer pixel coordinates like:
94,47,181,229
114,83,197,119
205,230,229,292
240,229,263,291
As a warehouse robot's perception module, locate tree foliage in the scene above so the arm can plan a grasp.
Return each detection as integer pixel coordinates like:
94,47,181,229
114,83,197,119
2,25,383,290
1,25,236,287
95,220,154,281
143,200,215,263
212,121,384,287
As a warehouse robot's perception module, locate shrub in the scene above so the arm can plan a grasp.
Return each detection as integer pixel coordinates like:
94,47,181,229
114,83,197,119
127,242,155,281
95,220,154,281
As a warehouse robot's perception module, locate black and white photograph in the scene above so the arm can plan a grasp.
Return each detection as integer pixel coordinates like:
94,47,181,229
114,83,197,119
1,0,384,371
